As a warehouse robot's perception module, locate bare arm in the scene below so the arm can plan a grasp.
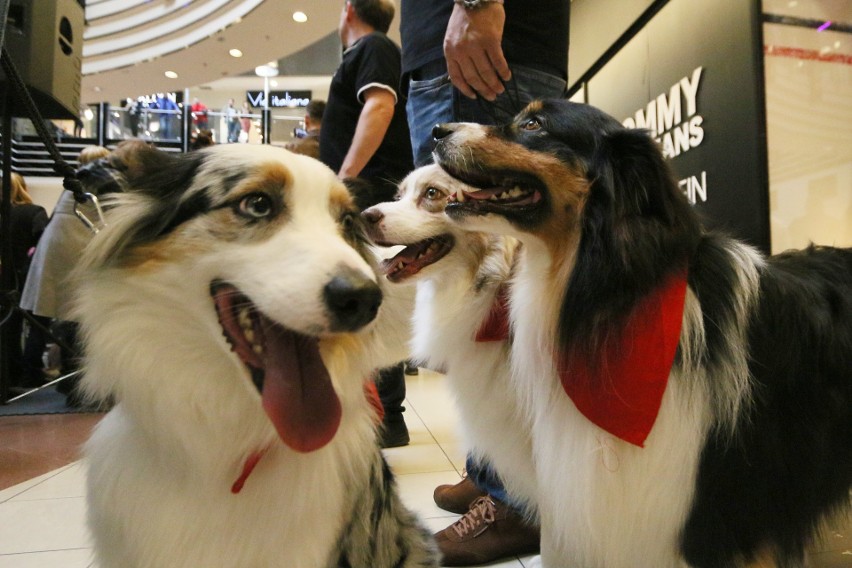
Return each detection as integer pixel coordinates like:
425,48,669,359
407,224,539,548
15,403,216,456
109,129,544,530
443,2,511,101
338,87,396,179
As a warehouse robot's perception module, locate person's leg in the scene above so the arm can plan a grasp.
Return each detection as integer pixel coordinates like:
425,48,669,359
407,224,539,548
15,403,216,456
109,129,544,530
377,361,409,448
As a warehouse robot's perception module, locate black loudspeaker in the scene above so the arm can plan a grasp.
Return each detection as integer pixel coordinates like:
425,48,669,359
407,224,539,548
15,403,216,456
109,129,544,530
1,0,84,120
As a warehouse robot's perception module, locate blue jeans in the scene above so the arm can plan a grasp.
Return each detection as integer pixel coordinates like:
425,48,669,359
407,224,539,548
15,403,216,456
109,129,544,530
407,61,567,167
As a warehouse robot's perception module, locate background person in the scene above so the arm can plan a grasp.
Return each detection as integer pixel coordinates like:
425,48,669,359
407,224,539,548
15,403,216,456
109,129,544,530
1,172,48,389
400,0,570,563
20,142,147,406
319,0,413,448
239,101,252,143
285,99,326,160
224,98,240,143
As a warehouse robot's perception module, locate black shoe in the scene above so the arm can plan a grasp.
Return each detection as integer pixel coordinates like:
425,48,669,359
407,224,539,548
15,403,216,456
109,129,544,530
380,413,410,448
404,363,419,376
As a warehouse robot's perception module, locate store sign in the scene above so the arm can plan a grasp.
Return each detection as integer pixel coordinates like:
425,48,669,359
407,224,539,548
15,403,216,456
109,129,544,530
585,0,769,251
246,90,312,108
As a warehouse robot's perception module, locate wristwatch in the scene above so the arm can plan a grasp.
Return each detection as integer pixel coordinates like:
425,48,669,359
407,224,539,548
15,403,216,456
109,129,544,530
454,0,504,9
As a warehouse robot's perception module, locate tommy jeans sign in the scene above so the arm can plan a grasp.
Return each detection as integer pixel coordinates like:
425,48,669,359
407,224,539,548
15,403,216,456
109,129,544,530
583,0,769,251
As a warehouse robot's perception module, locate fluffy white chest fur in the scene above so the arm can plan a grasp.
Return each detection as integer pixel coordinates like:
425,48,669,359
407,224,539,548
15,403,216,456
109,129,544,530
411,264,537,512
80,266,388,568
511,245,710,567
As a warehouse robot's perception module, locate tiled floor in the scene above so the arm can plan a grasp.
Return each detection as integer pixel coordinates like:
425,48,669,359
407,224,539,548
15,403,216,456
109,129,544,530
0,370,849,567
0,370,535,567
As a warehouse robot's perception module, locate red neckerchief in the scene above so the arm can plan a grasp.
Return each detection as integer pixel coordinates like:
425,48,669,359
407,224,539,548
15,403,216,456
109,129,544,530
475,272,688,448
232,449,268,494
475,283,511,342
558,270,687,447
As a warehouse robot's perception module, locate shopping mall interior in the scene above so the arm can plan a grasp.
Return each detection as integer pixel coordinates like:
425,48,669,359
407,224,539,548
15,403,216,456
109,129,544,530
0,0,850,566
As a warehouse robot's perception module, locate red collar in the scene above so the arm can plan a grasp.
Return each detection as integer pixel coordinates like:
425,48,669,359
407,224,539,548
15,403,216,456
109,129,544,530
232,449,268,494
476,271,688,447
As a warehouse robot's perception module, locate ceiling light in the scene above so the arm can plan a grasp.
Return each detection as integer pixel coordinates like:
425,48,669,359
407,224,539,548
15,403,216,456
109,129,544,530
229,48,243,58
293,11,308,23
270,80,279,87
165,70,179,79
255,65,279,78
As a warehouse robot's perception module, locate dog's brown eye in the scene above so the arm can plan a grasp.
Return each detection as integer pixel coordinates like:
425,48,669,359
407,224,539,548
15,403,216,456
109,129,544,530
239,193,273,219
425,187,442,200
521,118,541,131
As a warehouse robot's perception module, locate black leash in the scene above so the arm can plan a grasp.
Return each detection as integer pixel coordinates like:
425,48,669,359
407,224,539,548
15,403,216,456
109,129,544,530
0,48,105,232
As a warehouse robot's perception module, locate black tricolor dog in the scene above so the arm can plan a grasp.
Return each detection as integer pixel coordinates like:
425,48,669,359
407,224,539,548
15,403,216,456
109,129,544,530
432,99,852,567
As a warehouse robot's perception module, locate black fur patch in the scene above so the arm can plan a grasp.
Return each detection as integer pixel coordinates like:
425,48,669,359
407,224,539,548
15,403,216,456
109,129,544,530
682,245,852,566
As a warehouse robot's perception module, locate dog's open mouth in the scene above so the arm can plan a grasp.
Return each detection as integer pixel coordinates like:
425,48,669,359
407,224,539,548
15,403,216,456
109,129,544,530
380,235,454,282
443,168,544,213
210,281,342,454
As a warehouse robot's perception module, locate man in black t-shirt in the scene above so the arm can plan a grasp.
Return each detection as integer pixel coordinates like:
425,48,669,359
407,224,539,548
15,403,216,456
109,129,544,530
320,0,412,209
320,0,413,450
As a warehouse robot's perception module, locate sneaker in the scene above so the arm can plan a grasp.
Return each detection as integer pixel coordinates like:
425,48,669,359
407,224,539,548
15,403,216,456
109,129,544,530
433,475,487,514
434,496,540,566
379,413,410,448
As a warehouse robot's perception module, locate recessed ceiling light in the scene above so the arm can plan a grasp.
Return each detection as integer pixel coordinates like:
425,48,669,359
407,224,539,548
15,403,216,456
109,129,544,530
165,70,179,79
93,86,102,92
293,11,308,23
229,48,243,58
270,80,278,87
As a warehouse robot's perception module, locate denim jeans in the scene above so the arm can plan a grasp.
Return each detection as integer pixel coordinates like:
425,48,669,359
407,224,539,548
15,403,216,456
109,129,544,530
407,61,567,167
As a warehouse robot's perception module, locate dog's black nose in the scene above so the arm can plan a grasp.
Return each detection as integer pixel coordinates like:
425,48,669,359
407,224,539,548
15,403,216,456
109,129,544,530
324,269,382,332
361,207,383,225
432,124,454,140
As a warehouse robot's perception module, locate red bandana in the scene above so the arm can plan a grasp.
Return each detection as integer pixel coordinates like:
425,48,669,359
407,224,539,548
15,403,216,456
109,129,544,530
558,271,687,447
475,272,688,448
475,283,511,342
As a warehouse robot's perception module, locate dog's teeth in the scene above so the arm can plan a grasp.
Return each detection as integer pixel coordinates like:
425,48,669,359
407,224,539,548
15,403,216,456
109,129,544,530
490,194,499,201
456,189,465,202
252,344,263,355
244,328,255,343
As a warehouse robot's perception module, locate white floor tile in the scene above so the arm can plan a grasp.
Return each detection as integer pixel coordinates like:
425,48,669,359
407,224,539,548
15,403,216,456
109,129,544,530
395,470,463,519
383,441,457,475
0,548,94,568
0,497,90,554
0,464,74,504
7,462,86,502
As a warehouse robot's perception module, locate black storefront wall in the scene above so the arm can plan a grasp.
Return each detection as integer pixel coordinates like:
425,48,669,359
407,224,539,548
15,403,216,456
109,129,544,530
579,0,770,253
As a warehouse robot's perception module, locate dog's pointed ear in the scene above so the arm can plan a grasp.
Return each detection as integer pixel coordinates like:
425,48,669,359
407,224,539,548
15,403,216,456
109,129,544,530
97,149,209,265
557,126,701,359
599,128,685,222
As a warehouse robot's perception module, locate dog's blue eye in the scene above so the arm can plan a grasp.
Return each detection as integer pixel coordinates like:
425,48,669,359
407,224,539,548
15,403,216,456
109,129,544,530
521,118,541,131
239,194,273,219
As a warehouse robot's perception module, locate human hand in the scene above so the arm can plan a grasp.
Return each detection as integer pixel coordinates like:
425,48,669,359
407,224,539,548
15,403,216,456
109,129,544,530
443,3,511,101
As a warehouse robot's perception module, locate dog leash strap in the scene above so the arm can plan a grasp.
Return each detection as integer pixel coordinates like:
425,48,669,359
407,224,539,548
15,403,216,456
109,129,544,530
73,193,107,235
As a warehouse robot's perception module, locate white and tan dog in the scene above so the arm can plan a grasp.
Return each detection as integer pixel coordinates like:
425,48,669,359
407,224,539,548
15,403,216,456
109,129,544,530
362,165,537,515
74,145,437,568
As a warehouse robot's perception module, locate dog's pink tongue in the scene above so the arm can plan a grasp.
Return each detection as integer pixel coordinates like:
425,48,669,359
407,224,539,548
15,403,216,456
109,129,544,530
261,327,342,453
